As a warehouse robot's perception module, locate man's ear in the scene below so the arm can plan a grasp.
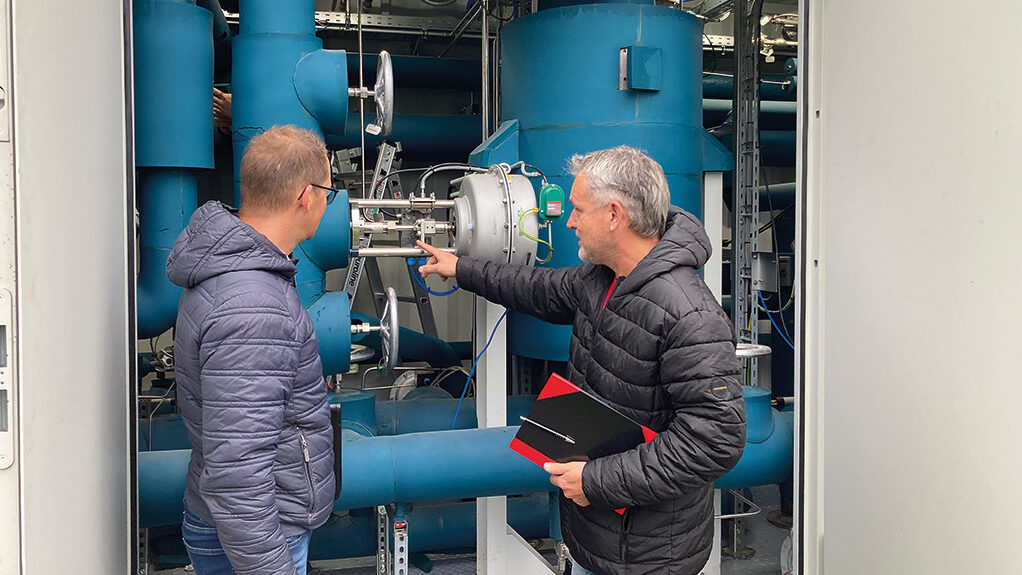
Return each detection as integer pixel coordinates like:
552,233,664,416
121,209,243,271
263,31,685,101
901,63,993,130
298,185,313,211
607,200,628,231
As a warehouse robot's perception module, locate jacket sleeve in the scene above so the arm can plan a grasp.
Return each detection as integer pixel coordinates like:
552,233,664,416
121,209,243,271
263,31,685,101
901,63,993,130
455,256,584,324
197,291,299,575
581,308,746,509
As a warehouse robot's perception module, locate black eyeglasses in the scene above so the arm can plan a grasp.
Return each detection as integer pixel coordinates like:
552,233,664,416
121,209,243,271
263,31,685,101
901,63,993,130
298,183,341,205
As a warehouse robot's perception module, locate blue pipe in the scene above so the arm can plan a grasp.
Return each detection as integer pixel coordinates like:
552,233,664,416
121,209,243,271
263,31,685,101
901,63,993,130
139,394,539,451
337,427,553,510
715,386,794,489
702,73,796,101
347,54,482,91
133,0,212,338
703,99,797,131
375,396,536,435
138,389,794,527
137,169,199,338
325,113,484,157
196,0,233,82
138,426,554,527
308,495,549,560
351,312,462,368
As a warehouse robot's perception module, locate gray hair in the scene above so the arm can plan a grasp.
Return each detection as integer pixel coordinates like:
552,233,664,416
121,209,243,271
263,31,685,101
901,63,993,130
567,146,670,238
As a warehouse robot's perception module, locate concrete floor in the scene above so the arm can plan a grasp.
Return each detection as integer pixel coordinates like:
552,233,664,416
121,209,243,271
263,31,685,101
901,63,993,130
157,487,790,575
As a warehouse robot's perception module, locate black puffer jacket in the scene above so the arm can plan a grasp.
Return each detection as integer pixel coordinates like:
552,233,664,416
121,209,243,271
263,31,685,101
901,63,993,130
457,207,745,575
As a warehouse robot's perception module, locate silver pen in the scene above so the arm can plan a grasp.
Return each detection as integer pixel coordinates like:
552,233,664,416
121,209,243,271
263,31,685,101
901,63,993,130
519,416,576,445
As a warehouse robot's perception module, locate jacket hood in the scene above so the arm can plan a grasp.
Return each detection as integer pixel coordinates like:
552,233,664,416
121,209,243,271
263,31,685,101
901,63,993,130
166,201,297,288
622,207,712,289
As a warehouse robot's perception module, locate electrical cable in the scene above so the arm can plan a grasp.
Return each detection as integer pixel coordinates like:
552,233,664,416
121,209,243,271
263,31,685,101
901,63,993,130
517,208,553,264
450,310,508,430
762,167,794,340
758,291,795,351
409,258,459,296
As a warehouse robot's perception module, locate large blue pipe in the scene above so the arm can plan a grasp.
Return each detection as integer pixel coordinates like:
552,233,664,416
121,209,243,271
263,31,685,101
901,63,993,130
347,54,482,91
133,0,213,338
139,388,793,527
137,170,199,338
140,395,538,451
702,74,795,102
138,426,554,527
308,496,550,561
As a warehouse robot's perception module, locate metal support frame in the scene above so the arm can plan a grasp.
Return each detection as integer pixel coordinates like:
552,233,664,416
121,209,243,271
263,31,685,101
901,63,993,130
731,0,764,384
376,505,391,575
347,141,439,335
393,505,410,575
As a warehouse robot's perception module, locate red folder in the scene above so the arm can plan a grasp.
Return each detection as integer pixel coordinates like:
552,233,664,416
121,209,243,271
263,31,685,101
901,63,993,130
509,373,658,514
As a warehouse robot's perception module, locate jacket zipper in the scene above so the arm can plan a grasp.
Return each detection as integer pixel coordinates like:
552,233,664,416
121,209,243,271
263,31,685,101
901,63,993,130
619,508,632,562
300,432,316,513
594,277,620,331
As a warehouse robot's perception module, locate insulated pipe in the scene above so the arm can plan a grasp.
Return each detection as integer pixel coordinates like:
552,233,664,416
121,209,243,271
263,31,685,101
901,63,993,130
137,169,198,338
196,0,233,81
140,395,538,451
138,426,554,527
133,0,213,337
346,54,482,91
335,427,552,510
138,393,795,526
702,73,795,101
326,113,484,157
308,495,549,560
703,99,796,131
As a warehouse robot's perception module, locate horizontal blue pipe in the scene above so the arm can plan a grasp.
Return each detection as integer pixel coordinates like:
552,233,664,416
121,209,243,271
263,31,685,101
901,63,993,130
140,395,539,452
703,99,797,131
335,427,553,510
138,426,554,527
351,312,461,368
347,54,482,91
375,396,536,435
702,74,795,101
294,49,351,137
717,130,796,167
137,169,199,338
308,495,549,561
325,114,483,157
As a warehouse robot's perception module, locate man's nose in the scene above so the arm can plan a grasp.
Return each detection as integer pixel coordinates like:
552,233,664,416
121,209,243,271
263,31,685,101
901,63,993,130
566,212,576,229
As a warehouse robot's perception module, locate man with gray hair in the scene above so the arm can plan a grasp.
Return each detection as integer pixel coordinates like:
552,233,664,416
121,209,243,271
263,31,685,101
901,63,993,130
167,125,340,575
418,145,745,575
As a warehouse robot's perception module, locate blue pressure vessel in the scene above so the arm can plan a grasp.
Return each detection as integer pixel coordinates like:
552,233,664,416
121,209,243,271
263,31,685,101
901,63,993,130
497,0,728,360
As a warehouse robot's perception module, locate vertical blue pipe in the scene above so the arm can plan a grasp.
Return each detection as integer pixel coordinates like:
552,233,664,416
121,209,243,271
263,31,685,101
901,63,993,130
133,0,213,338
137,170,199,337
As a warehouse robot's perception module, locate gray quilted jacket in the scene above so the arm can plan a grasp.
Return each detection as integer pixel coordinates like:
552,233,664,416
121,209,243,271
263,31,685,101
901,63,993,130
457,207,745,575
167,201,334,575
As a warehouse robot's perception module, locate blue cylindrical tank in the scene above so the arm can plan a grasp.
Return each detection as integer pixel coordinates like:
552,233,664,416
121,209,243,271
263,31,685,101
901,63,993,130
499,1,713,360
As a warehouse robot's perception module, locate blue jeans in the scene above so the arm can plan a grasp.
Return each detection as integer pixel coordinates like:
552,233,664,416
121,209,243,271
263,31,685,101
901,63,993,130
182,502,311,575
572,562,598,575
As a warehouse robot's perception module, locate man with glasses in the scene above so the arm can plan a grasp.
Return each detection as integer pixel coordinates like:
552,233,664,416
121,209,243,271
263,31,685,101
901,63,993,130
167,125,337,575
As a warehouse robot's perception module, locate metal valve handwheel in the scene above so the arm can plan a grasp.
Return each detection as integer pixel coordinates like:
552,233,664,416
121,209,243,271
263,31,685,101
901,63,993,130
380,286,400,370
372,51,394,136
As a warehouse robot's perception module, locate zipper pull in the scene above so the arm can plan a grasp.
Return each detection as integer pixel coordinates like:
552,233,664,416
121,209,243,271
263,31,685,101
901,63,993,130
300,433,310,462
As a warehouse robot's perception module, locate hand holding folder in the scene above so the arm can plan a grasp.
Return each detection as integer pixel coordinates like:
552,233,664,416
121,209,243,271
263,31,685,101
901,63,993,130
509,373,658,513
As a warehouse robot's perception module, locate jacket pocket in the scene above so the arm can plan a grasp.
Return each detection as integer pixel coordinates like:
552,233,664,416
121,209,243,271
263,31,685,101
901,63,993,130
299,432,316,513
